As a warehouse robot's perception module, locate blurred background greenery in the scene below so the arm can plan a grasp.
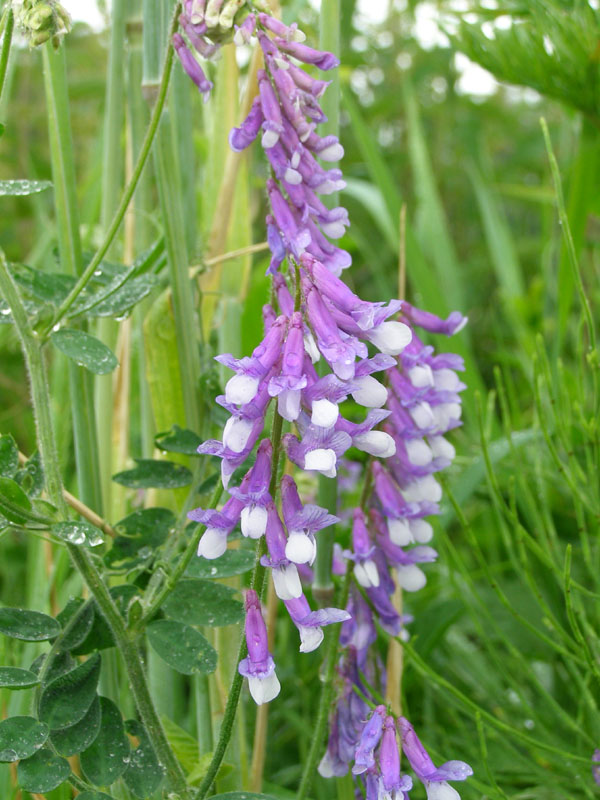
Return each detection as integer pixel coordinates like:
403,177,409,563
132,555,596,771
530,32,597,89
0,0,598,798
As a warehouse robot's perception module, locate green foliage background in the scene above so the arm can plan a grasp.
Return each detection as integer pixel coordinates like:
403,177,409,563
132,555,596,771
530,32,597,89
0,0,598,798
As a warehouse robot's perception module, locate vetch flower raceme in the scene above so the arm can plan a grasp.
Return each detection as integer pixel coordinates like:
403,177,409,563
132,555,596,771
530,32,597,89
180,12,470,784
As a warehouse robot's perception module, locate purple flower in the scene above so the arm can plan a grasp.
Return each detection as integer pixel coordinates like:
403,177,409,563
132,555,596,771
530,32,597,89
281,474,339,564
272,38,340,70
401,303,468,336
173,34,213,102
238,590,280,705
261,501,303,600
593,749,600,786
228,438,272,539
398,717,473,799
284,593,350,652
268,312,308,421
353,705,385,774
345,509,379,589
217,313,286,405
229,96,264,152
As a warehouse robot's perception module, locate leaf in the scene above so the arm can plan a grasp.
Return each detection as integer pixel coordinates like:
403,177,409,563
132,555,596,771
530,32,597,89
160,715,204,773
17,748,70,792
0,667,39,690
39,652,101,730
112,459,192,489
31,651,76,684
0,717,49,761
72,585,139,654
147,619,217,675
123,719,164,798
0,179,52,196
50,695,101,757
91,275,159,317
186,754,234,786
15,451,44,497
0,434,18,478
12,264,75,306
80,696,130,786
104,507,175,569
55,598,95,651
186,548,255,579
76,792,114,800
52,520,104,547
0,477,46,525
50,329,119,375
155,424,203,455
162,578,243,627
0,607,60,641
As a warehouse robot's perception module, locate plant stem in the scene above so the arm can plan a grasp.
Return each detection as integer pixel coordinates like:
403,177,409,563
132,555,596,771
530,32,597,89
42,5,180,334
296,565,351,800
313,0,340,605
0,250,192,800
19,449,117,537
197,411,284,799
68,546,193,799
42,40,103,512
0,252,66,517
0,6,14,108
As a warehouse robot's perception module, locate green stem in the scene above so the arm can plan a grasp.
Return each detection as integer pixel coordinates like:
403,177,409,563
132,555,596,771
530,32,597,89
42,42,83,278
43,38,102,511
0,251,66,516
0,6,14,108
41,5,180,334
0,251,192,800
296,565,351,800
541,118,597,355
197,411,284,800
313,0,340,603
68,545,193,799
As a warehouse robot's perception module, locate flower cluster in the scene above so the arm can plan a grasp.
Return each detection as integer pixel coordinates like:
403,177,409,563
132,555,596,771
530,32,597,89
179,4,472,789
347,707,472,800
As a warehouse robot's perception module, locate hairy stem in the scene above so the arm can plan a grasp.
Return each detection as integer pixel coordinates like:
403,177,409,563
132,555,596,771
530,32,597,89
197,411,284,799
0,250,192,800
296,565,351,800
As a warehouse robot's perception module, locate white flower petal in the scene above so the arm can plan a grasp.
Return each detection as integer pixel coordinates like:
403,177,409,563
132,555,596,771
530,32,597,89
311,398,339,428
387,518,413,546
353,431,396,458
405,438,433,466
351,375,388,408
285,532,316,565
428,434,456,461
241,505,268,539
272,563,303,600
367,321,412,355
197,528,227,559
304,448,337,477
397,564,427,592
408,364,434,388
248,672,281,705
299,625,324,652
225,373,260,405
223,416,253,453
409,518,434,543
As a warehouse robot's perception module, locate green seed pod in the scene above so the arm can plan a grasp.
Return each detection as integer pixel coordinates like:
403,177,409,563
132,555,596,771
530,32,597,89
26,6,55,32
